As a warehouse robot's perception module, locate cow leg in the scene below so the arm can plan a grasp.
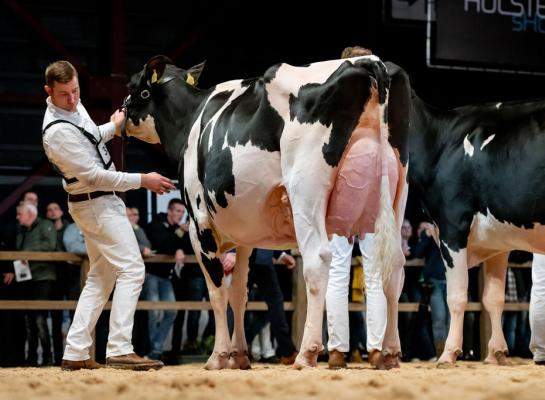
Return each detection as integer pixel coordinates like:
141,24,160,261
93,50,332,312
227,246,252,370
437,248,468,367
482,252,510,365
189,225,230,370
382,264,405,369
291,216,331,369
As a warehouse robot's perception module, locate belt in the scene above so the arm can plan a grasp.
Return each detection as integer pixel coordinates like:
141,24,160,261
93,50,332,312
68,191,116,203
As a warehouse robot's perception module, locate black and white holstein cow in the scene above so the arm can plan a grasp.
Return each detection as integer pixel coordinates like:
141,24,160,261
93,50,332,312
408,81,545,366
124,55,410,369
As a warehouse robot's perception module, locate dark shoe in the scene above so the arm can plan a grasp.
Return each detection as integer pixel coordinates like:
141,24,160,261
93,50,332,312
61,359,104,371
261,355,280,363
106,353,164,371
328,350,347,369
280,351,298,366
535,360,545,366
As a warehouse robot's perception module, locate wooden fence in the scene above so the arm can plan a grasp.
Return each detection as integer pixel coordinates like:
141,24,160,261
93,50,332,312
0,251,531,360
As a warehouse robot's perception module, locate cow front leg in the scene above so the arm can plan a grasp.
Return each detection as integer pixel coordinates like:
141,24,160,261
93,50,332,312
482,253,510,365
227,247,252,370
382,263,405,369
438,247,468,367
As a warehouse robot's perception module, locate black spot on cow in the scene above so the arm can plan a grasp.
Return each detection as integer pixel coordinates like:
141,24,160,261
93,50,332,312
199,228,218,254
196,194,201,209
196,65,285,212
201,254,224,287
385,62,411,167
439,241,454,268
289,61,373,167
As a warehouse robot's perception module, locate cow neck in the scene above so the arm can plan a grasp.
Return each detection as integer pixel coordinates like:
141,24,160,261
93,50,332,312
154,83,212,167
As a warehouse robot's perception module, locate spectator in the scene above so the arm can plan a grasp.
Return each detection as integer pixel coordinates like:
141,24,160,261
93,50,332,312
143,199,184,360
16,201,57,366
46,201,76,365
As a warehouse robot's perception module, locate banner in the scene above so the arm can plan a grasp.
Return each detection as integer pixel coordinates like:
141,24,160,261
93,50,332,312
435,0,545,70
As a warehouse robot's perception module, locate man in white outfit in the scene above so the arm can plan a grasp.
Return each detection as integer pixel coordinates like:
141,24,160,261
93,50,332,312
530,254,545,364
42,60,176,371
326,233,387,369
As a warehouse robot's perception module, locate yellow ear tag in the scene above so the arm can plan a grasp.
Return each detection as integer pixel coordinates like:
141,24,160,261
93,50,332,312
186,73,195,86
151,69,158,84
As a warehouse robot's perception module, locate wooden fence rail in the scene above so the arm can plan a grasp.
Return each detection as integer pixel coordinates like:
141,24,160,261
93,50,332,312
0,251,532,360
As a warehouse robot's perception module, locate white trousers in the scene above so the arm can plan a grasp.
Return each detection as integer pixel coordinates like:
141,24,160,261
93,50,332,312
63,194,145,361
326,233,387,352
530,253,545,362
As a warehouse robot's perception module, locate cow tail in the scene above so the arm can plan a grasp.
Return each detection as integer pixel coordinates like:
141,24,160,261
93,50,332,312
371,61,400,287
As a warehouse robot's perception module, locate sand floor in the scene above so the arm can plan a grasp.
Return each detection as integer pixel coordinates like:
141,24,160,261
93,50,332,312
0,359,543,400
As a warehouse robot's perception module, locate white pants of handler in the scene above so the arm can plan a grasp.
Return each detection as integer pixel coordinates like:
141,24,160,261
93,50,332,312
530,253,545,362
326,233,387,352
63,194,145,361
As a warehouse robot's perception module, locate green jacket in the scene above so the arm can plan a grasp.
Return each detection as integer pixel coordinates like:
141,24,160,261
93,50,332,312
16,217,57,281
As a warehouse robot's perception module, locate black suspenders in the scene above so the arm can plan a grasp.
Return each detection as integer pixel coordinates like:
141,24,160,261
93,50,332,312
42,119,113,184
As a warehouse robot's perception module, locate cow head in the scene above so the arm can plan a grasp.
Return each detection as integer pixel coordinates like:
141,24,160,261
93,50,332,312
123,55,206,144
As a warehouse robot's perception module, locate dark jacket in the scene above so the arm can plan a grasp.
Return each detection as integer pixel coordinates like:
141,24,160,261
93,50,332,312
16,217,57,281
145,213,194,278
412,230,445,281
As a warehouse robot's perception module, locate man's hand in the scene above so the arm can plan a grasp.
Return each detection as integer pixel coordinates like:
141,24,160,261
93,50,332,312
275,252,296,269
110,109,126,129
221,253,236,274
141,172,176,194
142,247,153,257
175,249,186,265
3,272,14,285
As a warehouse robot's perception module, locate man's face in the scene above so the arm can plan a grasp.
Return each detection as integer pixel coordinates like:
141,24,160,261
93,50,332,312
46,202,63,221
16,208,35,228
127,207,139,225
167,204,184,225
23,192,38,207
401,220,412,240
44,76,80,113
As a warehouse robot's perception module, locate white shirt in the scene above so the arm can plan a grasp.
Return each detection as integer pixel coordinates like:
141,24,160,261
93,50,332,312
42,97,141,194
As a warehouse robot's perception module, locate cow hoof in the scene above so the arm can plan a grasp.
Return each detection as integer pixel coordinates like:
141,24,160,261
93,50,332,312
204,351,230,370
437,348,461,368
228,351,252,370
369,350,386,370
484,350,510,366
292,348,320,369
383,353,401,370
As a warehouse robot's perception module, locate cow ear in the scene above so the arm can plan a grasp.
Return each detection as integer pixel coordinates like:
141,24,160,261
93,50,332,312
185,61,206,86
145,55,173,86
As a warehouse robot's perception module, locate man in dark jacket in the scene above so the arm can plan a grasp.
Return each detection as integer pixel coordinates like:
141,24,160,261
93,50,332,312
143,198,188,360
16,201,57,366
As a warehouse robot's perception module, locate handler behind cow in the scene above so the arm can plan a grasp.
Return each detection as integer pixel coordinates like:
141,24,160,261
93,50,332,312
123,54,411,369
41,60,175,370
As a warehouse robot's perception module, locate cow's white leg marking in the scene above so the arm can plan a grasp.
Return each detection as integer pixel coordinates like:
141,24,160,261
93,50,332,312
288,186,331,369
482,252,510,365
227,246,252,370
382,264,405,369
438,246,468,367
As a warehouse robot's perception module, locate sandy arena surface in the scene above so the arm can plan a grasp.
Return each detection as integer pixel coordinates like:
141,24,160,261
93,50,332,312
0,359,544,400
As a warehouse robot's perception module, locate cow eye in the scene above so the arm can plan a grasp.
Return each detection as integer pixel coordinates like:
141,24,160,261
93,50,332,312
140,90,150,99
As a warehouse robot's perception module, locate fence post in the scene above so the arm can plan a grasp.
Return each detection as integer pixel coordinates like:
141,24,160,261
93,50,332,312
291,256,306,348
479,264,491,360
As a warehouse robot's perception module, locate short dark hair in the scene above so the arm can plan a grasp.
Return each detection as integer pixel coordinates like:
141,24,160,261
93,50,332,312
168,198,184,210
45,60,78,87
341,46,373,59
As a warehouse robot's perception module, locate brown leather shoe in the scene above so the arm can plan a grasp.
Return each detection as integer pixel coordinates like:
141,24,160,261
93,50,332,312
328,350,347,369
61,359,103,371
106,353,164,371
279,351,298,365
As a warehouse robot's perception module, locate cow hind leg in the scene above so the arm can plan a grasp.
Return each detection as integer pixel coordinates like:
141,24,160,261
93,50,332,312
227,246,252,370
437,247,468,368
382,263,405,369
482,252,510,366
